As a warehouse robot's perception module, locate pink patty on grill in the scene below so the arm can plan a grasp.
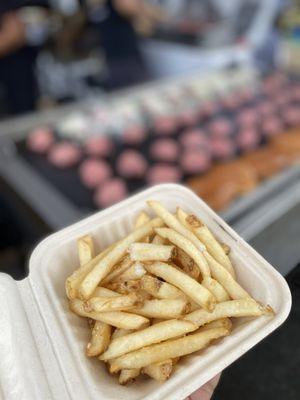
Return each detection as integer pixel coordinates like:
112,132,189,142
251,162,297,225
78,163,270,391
48,142,81,168
261,116,283,137
147,164,182,184
94,178,127,208
180,129,208,148
237,108,257,127
116,149,148,178
211,137,235,160
85,136,114,157
180,149,211,174
237,128,260,151
209,117,232,137
150,139,179,162
153,115,177,135
122,125,146,145
283,106,300,126
79,159,112,188
27,127,55,154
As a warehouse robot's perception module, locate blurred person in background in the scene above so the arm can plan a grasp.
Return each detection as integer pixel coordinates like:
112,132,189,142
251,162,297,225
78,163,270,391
84,0,164,89
0,1,50,116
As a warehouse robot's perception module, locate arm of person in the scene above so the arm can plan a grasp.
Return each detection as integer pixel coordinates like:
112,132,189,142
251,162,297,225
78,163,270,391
185,374,221,400
0,12,26,57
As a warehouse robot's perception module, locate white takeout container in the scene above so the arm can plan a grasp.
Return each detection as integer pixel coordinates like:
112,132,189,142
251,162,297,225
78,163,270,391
0,184,291,400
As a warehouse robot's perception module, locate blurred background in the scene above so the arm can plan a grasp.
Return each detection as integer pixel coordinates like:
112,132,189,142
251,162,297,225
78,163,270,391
0,0,299,399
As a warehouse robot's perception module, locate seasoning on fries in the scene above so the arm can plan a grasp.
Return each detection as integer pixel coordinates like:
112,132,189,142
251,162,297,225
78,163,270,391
66,199,274,385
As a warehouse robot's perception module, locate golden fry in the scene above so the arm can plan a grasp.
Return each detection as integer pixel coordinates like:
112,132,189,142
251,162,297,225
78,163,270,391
85,293,143,312
92,287,119,298
69,298,149,329
142,360,173,382
185,299,273,326
78,218,163,299
145,262,216,311
119,368,140,385
134,211,151,229
196,318,233,333
155,228,210,277
109,327,229,372
106,280,141,294
65,245,112,300
147,200,206,251
102,257,133,284
202,276,230,302
77,235,94,266
129,243,176,262
185,213,235,277
115,262,146,282
86,321,111,357
132,299,190,319
204,252,250,300
140,275,185,299
151,234,166,245
100,319,197,361
112,328,134,340
174,248,200,281
221,243,231,255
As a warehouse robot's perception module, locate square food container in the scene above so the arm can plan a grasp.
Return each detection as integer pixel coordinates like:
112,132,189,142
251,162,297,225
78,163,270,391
0,184,291,400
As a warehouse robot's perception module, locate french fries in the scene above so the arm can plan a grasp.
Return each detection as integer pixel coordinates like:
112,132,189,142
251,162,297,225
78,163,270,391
147,200,206,251
185,213,235,277
85,293,143,312
109,327,229,372
202,276,230,302
77,235,94,266
78,218,163,299
69,299,149,329
106,280,141,294
92,287,119,298
66,244,112,300
221,243,231,255
66,199,275,385
155,228,210,277
134,211,151,228
129,243,176,262
112,328,133,339
102,257,133,284
140,275,185,299
196,318,233,333
112,328,142,383
145,262,216,311
151,234,166,245
119,368,140,385
114,262,146,282
174,248,200,280
134,211,151,244
204,252,251,300
132,299,190,319
100,319,198,361
86,321,111,357
185,299,273,327
142,359,173,382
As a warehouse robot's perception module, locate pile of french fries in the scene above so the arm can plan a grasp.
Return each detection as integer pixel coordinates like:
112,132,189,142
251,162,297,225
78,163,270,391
66,200,274,385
